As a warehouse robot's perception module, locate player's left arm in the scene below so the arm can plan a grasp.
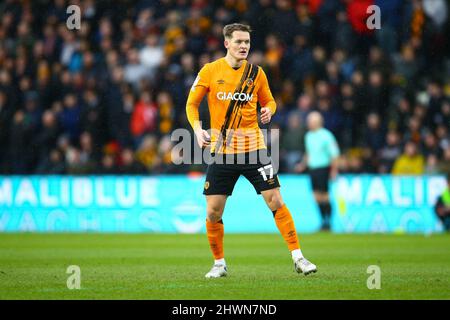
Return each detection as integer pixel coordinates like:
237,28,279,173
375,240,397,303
257,69,276,124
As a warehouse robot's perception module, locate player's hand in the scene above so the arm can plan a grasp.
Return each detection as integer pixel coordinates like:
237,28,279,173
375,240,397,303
330,167,338,180
260,107,272,124
194,129,211,148
294,162,307,173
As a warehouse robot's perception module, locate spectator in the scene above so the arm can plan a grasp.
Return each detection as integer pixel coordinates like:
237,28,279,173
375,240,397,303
66,147,91,175
154,135,178,174
391,96,412,133
432,99,450,129
120,148,147,175
338,82,356,149
59,93,81,143
392,141,424,175
392,43,419,89
9,110,31,173
271,96,289,129
0,90,13,173
80,88,107,148
364,112,385,154
79,131,98,173
35,149,66,174
136,134,159,172
97,153,117,175
271,0,298,45
422,132,441,158
347,155,364,174
130,90,158,146
33,110,60,166
139,34,164,79
437,147,450,175
282,34,313,85
333,9,354,52
425,153,440,175
317,96,341,135
366,69,389,118
404,116,423,145
123,48,149,89
281,114,305,172
156,91,174,135
378,130,402,173
425,81,446,129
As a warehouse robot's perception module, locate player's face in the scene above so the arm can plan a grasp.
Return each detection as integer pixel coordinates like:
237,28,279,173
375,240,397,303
225,31,250,61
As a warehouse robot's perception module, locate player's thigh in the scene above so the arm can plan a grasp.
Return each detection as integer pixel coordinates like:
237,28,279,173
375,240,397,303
242,156,280,195
203,162,240,196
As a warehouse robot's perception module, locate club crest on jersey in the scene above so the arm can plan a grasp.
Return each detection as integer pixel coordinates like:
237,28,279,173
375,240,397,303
216,92,253,102
246,78,254,87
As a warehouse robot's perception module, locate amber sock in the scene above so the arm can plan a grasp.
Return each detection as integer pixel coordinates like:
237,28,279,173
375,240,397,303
206,219,224,260
272,204,300,252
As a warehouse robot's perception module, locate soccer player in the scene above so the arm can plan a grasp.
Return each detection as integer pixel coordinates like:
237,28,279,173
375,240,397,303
185,23,317,278
299,112,340,231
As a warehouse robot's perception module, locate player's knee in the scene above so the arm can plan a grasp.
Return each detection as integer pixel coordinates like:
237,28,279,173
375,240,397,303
314,192,323,202
267,192,284,210
206,207,224,223
272,198,284,210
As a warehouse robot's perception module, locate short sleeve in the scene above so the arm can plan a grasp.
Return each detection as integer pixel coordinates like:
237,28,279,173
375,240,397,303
327,131,340,158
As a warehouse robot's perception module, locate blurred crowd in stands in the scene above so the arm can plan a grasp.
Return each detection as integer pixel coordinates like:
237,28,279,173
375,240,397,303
0,0,449,175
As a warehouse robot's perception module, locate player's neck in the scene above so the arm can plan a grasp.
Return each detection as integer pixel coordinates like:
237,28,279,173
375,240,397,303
224,54,245,69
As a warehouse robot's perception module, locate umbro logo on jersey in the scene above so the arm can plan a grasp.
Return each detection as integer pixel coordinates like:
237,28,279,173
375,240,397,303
217,79,225,84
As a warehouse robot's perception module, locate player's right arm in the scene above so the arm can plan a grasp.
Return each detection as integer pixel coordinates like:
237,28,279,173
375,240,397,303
295,132,309,172
295,154,308,173
327,131,340,179
186,64,211,147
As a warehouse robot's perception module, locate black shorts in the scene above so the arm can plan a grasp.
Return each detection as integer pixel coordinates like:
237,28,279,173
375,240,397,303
203,150,280,196
309,166,330,192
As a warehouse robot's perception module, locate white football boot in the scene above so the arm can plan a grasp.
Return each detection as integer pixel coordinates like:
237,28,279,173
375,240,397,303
294,257,317,275
205,264,228,278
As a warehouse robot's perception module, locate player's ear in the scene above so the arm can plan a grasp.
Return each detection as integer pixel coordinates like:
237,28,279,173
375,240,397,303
224,39,229,49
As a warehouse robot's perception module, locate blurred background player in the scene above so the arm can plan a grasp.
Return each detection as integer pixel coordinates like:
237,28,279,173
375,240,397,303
434,174,450,231
186,23,317,278
297,112,340,231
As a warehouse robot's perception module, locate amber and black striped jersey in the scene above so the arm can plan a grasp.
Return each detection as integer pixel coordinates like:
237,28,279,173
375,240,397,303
186,58,276,154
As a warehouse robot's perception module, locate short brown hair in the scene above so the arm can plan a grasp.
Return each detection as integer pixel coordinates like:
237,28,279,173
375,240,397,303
223,23,252,39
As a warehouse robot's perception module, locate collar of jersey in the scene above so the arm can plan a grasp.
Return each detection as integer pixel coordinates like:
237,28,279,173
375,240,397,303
222,57,247,71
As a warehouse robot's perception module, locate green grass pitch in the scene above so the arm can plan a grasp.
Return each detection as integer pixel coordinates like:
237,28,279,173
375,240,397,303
0,233,449,299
